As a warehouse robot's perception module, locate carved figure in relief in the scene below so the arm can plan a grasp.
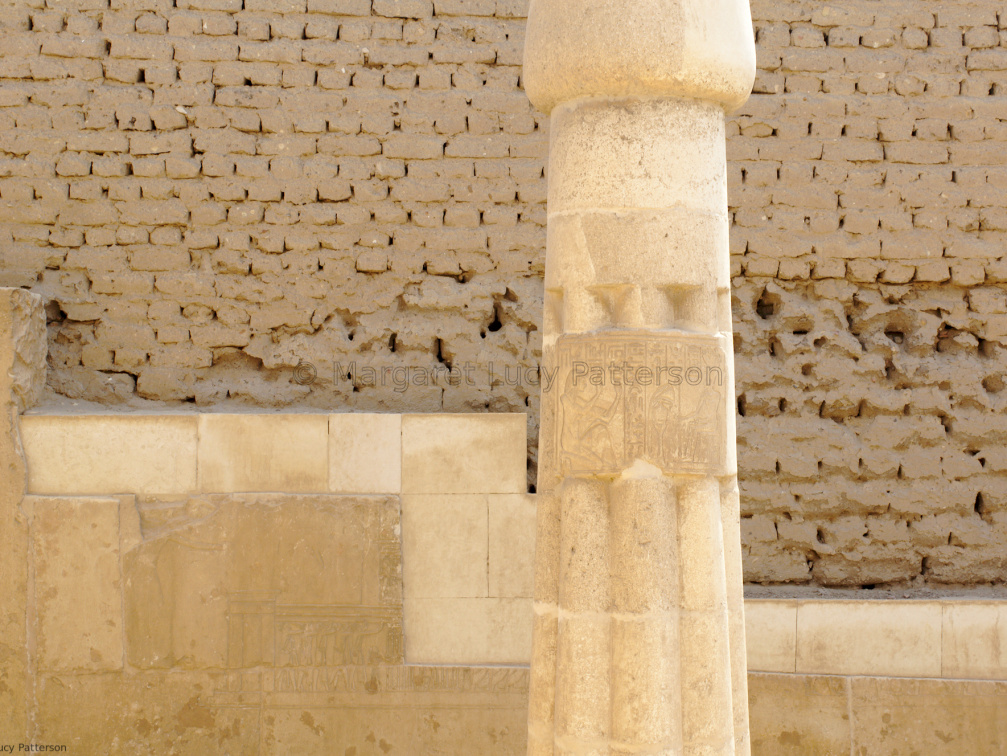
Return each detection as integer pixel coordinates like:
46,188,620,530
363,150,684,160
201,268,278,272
559,374,620,472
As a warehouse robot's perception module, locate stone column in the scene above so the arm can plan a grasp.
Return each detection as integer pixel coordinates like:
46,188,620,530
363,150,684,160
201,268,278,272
0,288,46,739
523,3,756,754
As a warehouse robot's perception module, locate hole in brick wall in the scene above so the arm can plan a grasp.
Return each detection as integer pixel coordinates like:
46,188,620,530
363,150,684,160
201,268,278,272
435,338,451,370
768,337,781,357
244,78,252,86
388,333,397,353
137,68,146,84
885,329,905,344
983,375,1004,393
793,329,809,336
778,398,787,413
756,288,778,318
814,336,827,348
802,363,813,376
940,415,953,435
816,529,826,545
775,460,781,474
921,557,931,575
44,301,65,323
863,584,876,590
486,304,503,332
817,460,823,471
975,493,986,515
897,464,904,479
737,394,747,417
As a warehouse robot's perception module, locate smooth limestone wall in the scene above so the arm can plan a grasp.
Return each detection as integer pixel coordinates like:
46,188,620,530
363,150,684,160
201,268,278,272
12,408,1007,753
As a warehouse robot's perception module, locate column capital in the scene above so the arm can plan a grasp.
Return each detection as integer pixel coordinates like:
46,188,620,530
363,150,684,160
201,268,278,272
523,0,757,115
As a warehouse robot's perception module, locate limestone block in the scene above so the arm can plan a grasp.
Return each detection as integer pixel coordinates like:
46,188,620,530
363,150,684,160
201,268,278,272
197,414,327,492
30,495,126,672
401,413,527,494
21,414,198,495
942,602,1007,679
796,600,942,677
403,597,533,664
546,98,728,217
402,494,488,599
488,493,537,598
259,692,529,755
745,600,797,673
35,671,261,755
850,676,1007,755
523,0,756,114
748,673,851,756
328,413,401,494
125,494,402,670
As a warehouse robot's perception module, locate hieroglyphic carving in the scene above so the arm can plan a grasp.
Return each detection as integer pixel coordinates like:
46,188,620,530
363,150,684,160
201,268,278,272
213,664,529,701
550,330,728,476
227,596,404,669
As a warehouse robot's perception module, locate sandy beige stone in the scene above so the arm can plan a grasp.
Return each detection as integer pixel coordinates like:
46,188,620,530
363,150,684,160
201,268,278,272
34,671,262,755
21,414,198,495
942,602,1007,680
796,600,942,678
850,676,1007,755
30,495,126,673
197,414,327,492
328,413,401,494
403,597,533,664
748,673,850,756
402,493,488,599
523,0,757,114
744,600,797,673
488,493,537,598
125,494,402,670
401,413,527,494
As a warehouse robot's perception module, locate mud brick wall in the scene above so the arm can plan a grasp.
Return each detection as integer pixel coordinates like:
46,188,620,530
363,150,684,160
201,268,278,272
3,0,1007,586
732,0,1007,586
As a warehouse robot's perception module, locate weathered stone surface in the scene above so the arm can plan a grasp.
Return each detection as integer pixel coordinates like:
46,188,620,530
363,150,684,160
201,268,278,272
0,288,44,739
329,413,402,494
30,495,127,673
125,494,402,670
401,413,527,494
850,676,1007,755
796,600,942,678
748,673,850,756
21,414,198,495
197,414,328,493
